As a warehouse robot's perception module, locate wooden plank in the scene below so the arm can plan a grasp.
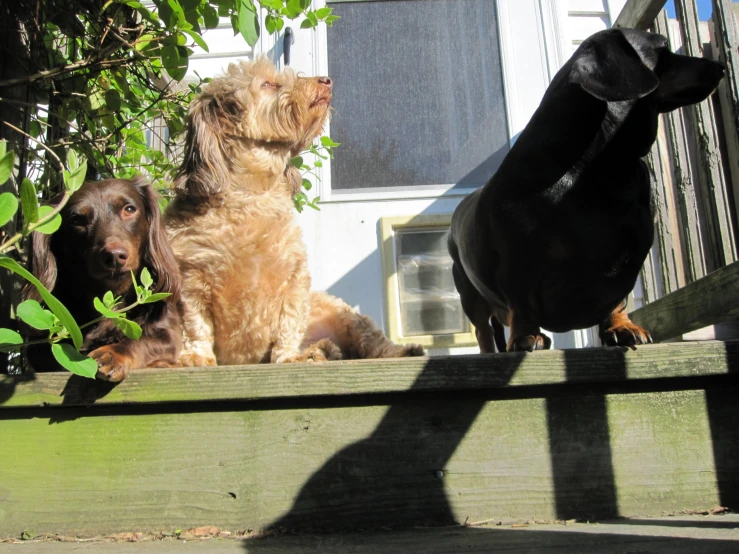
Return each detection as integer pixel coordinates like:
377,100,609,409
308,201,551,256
674,0,738,270
630,261,739,341
656,13,708,283
650,114,686,294
1,340,738,408
0,383,736,537
613,0,666,29
710,0,739,242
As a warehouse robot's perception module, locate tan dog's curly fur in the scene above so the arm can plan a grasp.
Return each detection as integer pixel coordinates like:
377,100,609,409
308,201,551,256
167,58,423,366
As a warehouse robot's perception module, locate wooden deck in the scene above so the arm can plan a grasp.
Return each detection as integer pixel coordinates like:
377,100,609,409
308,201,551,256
0,341,738,539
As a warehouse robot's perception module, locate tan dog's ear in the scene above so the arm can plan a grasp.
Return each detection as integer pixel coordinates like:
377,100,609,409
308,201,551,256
285,165,303,198
174,97,230,199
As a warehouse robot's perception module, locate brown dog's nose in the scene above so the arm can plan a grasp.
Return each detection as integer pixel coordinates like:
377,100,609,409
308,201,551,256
318,77,332,89
101,244,129,270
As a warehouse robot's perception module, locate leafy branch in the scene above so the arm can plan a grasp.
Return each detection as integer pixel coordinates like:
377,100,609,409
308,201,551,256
290,135,340,213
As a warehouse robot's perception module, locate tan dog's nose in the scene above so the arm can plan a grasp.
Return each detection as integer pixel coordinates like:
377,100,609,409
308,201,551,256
318,77,332,89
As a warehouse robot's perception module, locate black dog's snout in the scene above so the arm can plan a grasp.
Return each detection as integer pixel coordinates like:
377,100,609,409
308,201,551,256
101,243,130,270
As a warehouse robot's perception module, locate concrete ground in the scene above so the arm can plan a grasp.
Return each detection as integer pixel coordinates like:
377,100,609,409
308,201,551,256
1,515,738,553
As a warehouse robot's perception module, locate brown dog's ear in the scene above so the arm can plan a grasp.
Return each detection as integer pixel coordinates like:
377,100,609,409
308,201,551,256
23,230,57,302
135,178,181,300
570,29,660,102
285,164,303,198
174,97,230,200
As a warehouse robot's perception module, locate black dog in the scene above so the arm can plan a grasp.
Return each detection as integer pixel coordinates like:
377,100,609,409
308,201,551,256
448,28,724,352
25,178,182,381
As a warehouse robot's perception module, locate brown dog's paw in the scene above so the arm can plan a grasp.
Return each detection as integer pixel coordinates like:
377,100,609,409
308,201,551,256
507,334,551,352
599,322,652,348
402,344,426,357
90,345,133,383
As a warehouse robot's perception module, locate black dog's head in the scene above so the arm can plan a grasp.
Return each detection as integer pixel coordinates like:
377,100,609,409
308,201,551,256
29,178,180,301
569,28,724,111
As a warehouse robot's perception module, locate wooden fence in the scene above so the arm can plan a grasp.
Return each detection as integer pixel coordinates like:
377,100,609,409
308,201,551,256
615,0,739,342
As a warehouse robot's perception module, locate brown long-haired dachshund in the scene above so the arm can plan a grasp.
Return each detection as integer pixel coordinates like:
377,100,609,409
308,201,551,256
25,178,182,382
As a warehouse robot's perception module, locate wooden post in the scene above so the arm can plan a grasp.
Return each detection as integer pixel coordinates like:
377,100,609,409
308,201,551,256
674,0,738,270
709,0,739,244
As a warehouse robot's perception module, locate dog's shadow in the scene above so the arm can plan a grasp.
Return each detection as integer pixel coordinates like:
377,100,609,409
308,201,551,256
48,374,118,424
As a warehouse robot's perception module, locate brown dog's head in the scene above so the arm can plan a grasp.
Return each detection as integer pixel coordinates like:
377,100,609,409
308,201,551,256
175,57,333,200
28,178,180,300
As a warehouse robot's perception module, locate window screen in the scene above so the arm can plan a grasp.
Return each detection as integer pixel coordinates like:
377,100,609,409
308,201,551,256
396,228,468,336
326,0,509,191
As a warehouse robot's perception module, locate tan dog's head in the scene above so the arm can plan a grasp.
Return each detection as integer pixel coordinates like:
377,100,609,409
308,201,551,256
175,58,332,200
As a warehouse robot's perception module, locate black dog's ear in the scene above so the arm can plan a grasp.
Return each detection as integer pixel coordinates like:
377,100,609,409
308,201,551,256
134,178,182,300
653,54,724,113
570,30,660,102
23,230,58,302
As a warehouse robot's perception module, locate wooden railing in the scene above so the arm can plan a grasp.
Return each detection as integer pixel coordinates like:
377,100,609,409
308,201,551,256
615,0,739,341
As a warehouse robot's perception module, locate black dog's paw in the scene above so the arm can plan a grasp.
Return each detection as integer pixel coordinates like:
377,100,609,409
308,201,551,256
508,334,552,352
599,322,652,348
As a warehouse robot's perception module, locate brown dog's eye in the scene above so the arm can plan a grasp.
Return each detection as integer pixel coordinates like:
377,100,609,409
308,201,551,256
68,214,87,227
123,205,137,215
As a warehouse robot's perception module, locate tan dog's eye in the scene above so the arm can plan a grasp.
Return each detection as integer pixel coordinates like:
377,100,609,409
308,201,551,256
123,205,137,215
261,81,280,89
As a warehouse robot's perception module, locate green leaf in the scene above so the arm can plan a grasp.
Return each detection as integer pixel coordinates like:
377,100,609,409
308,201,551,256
301,178,312,191
324,14,339,26
67,149,79,171
0,150,15,185
51,343,97,379
0,328,22,353
314,159,322,168
261,0,284,10
116,318,143,340
179,0,200,10
0,140,5,158
184,29,209,52
283,0,303,19
135,33,155,51
103,290,116,309
104,89,122,112
140,292,171,304
34,205,62,234
17,299,56,330
203,5,220,29
0,256,83,350
314,6,331,18
0,193,18,227
166,0,187,25
265,14,277,34
320,136,340,147
20,178,39,224
237,0,260,47
290,155,303,168
64,158,87,192
93,297,123,319
161,44,189,81
140,267,153,290
300,17,316,29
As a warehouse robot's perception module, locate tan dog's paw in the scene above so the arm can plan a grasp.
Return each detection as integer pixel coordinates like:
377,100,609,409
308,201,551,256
90,345,133,382
508,334,551,352
286,339,343,363
600,322,652,348
178,350,217,367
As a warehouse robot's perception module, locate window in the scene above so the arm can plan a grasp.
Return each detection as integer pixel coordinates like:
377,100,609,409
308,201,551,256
326,0,509,192
381,215,476,347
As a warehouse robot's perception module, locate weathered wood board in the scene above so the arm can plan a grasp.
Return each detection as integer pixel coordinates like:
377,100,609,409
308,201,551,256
0,341,737,538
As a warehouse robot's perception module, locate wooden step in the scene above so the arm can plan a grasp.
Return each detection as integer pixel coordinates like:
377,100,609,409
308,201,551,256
0,340,737,538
